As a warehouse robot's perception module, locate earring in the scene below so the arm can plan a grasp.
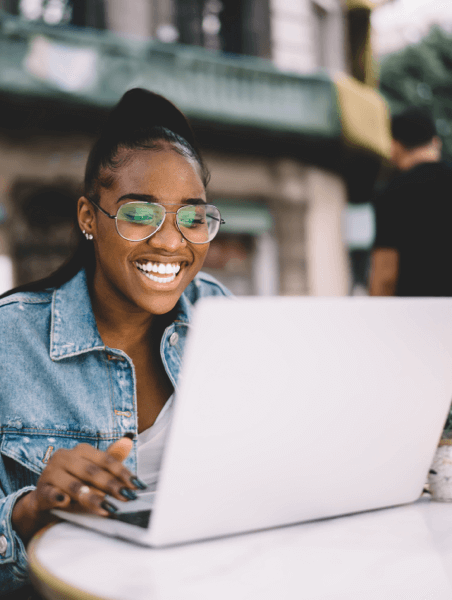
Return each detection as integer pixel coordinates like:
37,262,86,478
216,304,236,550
83,229,93,241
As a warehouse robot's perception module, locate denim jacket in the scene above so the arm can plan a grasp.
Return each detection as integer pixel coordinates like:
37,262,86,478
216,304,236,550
0,268,230,594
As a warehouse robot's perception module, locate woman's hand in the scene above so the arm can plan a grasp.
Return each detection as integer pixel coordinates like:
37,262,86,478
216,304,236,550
12,436,144,543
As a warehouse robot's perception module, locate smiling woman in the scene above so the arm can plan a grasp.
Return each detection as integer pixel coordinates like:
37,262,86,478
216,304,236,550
81,144,212,318
0,88,230,595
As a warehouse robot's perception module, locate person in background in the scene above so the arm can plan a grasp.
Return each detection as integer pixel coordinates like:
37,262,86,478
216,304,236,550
0,88,229,595
369,107,452,296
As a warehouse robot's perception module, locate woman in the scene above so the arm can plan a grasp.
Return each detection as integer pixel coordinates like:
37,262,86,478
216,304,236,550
0,88,229,594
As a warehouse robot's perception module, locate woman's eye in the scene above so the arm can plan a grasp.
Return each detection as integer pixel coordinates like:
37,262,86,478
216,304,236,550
130,215,153,223
122,209,156,223
179,209,207,228
182,217,205,228
179,212,195,226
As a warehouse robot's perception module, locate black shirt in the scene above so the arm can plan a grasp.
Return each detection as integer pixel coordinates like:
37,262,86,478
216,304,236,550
373,161,452,296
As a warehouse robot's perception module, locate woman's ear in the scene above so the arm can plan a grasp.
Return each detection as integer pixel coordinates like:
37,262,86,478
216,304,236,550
77,196,96,237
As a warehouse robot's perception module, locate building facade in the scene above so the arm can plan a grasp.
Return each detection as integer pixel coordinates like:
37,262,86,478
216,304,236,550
0,0,389,296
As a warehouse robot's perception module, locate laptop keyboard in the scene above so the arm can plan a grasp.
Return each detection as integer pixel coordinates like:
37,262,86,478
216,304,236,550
109,509,152,529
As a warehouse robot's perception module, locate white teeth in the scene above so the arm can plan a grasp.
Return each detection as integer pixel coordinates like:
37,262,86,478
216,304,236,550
140,271,176,284
134,261,181,282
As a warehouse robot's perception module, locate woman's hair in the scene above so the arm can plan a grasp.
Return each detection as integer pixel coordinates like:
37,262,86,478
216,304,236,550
0,89,208,298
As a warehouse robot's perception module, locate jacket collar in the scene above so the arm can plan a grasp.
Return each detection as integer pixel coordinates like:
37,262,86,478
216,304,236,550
50,269,104,360
173,287,193,325
50,269,193,360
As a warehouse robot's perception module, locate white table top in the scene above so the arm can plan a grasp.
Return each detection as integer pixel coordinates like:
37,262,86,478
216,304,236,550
29,498,452,600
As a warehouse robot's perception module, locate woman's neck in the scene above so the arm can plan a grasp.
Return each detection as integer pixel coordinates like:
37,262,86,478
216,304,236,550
90,286,155,354
96,317,153,354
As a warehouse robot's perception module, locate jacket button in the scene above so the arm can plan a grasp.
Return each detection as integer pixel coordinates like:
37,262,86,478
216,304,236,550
169,332,179,346
0,535,7,556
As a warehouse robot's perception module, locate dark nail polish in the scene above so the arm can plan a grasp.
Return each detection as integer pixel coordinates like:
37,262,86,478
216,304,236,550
130,476,148,490
124,432,134,440
101,500,118,514
55,494,65,503
119,487,138,500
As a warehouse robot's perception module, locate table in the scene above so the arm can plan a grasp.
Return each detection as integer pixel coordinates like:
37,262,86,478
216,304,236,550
28,498,452,600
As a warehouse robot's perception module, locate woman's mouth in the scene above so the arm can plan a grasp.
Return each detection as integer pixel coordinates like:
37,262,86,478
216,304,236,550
134,261,181,284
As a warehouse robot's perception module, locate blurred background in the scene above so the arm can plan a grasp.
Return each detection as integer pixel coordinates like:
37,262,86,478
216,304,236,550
0,0,449,296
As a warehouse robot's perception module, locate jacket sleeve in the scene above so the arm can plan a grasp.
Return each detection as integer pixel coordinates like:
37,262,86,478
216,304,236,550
0,486,36,594
188,272,233,302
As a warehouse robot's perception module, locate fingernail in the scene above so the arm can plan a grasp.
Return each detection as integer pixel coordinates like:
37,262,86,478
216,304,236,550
124,432,134,440
130,476,147,490
119,487,138,500
101,500,118,514
56,494,66,503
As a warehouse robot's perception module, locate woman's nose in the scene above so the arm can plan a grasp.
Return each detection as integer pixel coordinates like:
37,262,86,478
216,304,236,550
148,213,183,250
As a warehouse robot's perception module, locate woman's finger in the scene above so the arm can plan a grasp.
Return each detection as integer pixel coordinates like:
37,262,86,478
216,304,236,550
41,470,111,515
50,444,135,490
38,482,72,511
106,434,134,462
54,490,71,508
36,436,141,516
57,455,137,502
105,435,147,490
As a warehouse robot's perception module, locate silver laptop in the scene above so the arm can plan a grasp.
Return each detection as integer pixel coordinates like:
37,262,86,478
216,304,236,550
54,297,452,546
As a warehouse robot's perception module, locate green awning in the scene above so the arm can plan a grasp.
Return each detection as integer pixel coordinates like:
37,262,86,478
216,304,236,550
214,202,273,235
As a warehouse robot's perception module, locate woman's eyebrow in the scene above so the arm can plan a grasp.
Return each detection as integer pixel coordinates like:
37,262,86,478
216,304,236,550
183,198,207,205
116,193,158,203
116,193,206,205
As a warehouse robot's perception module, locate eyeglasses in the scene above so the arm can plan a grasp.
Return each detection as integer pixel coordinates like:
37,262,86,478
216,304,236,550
88,199,225,244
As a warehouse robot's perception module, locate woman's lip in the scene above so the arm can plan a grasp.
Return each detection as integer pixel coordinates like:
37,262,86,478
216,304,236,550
133,257,188,264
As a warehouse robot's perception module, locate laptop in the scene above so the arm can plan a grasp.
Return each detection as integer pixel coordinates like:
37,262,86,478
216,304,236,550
53,296,452,547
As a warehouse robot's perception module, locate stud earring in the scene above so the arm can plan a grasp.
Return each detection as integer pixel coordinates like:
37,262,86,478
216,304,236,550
82,229,93,241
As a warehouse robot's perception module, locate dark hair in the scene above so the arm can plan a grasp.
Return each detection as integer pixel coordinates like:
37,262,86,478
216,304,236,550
0,89,208,298
391,107,437,149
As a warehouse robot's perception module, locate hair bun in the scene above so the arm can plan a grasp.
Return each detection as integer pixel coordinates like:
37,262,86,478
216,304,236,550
104,88,197,149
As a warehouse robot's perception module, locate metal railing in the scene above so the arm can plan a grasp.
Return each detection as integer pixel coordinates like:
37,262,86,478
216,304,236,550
0,10,341,140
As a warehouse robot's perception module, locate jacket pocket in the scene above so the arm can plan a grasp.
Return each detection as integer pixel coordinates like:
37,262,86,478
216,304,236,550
1,432,97,476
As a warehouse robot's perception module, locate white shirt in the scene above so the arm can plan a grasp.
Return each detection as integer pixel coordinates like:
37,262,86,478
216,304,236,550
136,394,174,492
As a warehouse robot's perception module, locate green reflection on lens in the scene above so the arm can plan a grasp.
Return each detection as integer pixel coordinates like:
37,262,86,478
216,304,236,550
178,207,198,228
119,204,161,225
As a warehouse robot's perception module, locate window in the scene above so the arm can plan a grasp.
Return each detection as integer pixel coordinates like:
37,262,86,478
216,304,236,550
175,0,270,57
312,2,328,69
347,7,373,84
1,0,106,28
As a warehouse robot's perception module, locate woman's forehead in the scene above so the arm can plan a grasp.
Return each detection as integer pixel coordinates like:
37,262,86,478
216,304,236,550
103,146,205,200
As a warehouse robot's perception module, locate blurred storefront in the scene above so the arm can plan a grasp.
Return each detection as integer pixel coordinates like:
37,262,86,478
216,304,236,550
0,0,390,296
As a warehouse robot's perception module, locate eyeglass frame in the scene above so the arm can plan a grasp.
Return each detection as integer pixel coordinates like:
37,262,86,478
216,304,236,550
87,198,225,244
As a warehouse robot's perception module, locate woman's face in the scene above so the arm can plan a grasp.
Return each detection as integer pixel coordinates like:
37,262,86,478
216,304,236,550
79,144,209,317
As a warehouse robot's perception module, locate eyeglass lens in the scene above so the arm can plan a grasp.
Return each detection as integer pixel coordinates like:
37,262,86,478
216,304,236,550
116,202,221,243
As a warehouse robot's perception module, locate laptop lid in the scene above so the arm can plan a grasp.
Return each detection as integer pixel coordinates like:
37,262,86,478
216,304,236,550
148,297,452,546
